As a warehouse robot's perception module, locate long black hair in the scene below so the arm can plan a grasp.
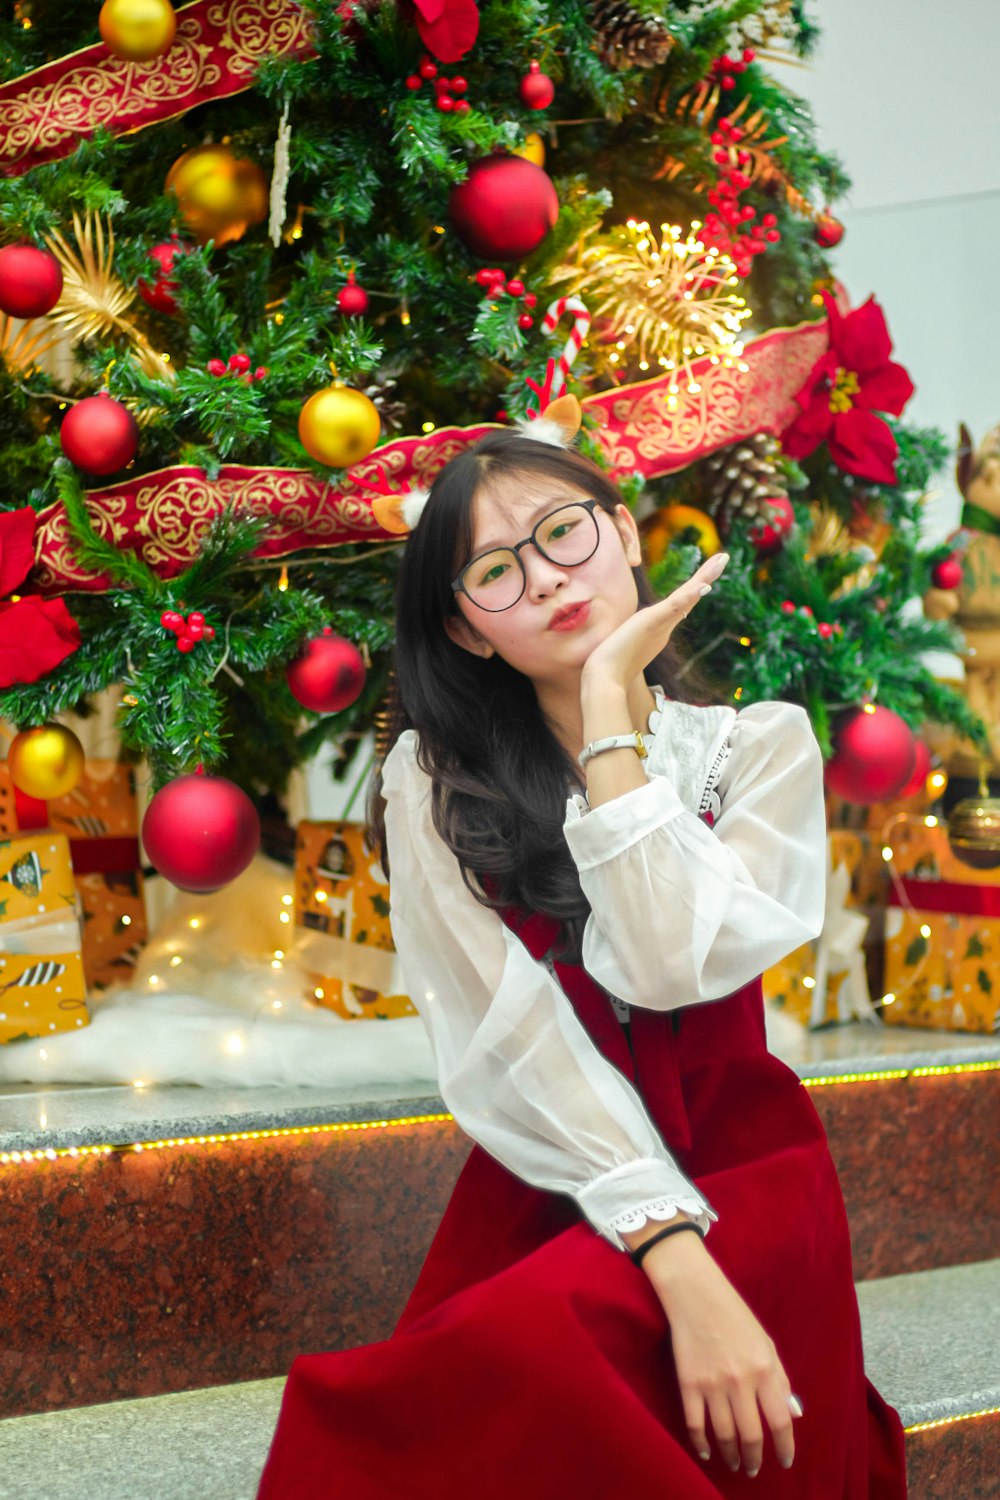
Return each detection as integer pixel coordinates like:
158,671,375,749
366,428,726,965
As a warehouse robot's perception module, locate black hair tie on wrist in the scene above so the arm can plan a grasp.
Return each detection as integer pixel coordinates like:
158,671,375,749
629,1220,705,1268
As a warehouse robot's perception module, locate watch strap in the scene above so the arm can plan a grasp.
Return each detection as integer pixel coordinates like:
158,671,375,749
578,730,649,769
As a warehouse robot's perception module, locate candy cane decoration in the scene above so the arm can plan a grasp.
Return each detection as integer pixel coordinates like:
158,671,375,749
542,296,591,396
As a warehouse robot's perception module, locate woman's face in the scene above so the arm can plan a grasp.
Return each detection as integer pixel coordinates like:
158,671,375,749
443,471,644,688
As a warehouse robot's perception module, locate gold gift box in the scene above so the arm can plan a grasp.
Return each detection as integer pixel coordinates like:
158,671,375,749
0,832,88,1044
294,820,416,1021
881,818,1000,1033
0,762,147,990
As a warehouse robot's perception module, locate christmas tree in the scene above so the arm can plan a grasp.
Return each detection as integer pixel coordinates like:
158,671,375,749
0,0,989,875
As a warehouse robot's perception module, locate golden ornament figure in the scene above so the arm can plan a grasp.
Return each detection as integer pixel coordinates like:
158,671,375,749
99,0,177,62
8,724,85,801
298,385,381,469
166,145,269,248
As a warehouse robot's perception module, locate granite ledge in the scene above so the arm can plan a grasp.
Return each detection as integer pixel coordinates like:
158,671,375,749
0,1021,997,1153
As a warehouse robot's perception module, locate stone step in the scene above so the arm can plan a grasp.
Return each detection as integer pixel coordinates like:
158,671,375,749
1,1258,997,1500
0,1022,997,1417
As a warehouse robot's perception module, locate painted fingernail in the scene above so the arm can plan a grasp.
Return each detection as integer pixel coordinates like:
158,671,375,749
727,1460,741,1473
697,1450,711,1462
699,584,712,597
746,1468,759,1479
788,1394,804,1418
780,1456,794,1469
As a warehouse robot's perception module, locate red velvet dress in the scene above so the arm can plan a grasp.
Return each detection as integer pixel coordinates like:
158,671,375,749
257,839,908,1498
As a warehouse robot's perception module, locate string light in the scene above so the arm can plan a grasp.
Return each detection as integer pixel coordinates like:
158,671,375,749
278,565,290,592
803,1059,1000,1088
904,1405,1000,1434
0,1114,456,1168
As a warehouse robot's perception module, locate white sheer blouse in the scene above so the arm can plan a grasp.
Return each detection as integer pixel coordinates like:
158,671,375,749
380,687,827,1252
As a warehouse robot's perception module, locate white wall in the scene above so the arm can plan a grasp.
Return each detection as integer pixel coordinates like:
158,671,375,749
783,0,1000,541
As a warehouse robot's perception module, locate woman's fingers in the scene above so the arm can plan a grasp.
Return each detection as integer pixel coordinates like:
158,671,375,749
680,1388,711,1463
758,1372,797,1471
706,1389,742,1473
728,1385,765,1476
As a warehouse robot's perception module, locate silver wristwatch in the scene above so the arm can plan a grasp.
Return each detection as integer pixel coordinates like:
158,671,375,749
578,730,649,769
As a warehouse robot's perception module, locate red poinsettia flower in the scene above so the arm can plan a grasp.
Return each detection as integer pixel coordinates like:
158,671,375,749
410,0,479,62
0,507,81,687
781,291,915,484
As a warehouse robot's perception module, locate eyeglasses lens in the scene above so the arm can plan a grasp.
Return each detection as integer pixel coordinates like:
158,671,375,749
462,504,600,611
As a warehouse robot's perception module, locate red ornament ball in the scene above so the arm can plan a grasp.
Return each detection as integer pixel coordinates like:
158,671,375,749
746,495,795,556
932,555,964,590
142,772,260,892
448,155,558,261
0,244,63,319
814,212,845,249
519,60,555,110
337,270,369,316
60,393,139,475
824,705,917,805
286,630,366,714
896,738,932,800
137,240,187,315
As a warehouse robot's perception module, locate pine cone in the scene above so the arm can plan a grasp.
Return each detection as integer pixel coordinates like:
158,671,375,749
701,433,789,539
589,0,673,69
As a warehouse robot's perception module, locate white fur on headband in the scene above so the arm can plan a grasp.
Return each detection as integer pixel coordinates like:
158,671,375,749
514,414,572,447
400,487,431,529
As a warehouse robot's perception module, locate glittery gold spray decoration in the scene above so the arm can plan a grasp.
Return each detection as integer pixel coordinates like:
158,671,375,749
551,218,751,401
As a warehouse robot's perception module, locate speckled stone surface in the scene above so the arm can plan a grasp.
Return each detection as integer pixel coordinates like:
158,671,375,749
0,1022,996,1417
808,1069,999,1280
0,1261,996,1500
0,1120,471,1419
1,1020,996,1153
0,1079,446,1154
857,1260,1000,1424
0,1379,286,1500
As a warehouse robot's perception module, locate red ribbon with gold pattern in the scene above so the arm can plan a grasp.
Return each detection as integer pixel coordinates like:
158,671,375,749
0,0,315,177
31,315,828,594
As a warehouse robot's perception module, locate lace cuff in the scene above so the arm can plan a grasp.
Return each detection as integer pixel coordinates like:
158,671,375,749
606,1195,718,1244
574,1156,718,1252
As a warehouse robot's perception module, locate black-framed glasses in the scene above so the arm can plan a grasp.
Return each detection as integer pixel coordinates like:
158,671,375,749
451,498,603,612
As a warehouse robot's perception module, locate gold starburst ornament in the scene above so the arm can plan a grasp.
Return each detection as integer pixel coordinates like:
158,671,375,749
552,219,751,403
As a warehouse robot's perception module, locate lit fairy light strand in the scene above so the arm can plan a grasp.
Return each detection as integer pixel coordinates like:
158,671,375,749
555,219,751,407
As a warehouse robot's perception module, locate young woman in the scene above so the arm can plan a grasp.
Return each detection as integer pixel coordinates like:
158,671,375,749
258,417,908,1498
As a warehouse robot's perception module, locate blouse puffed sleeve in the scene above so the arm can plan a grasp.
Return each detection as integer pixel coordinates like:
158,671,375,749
562,699,827,1009
381,730,717,1251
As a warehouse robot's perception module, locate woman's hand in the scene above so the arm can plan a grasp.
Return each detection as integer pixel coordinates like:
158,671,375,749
580,551,730,696
642,1230,798,1478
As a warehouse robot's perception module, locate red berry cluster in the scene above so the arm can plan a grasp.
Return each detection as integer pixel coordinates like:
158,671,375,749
702,116,781,277
161,609,216,654
475,268,538,329
709,48,755,90
405,54,470,113
779,601,843,638
206,353,268,381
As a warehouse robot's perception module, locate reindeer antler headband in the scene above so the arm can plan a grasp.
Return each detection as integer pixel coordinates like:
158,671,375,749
368,357,583,537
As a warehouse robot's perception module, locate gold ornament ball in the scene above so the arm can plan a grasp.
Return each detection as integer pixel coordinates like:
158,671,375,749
165,145,269,247
99,0,177,62
298,385,382,469
946,792,1000,870
640,504,722,567
8,725,85,801
514,132,546,167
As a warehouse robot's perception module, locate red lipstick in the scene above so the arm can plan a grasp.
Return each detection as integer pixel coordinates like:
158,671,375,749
549,601,591,631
